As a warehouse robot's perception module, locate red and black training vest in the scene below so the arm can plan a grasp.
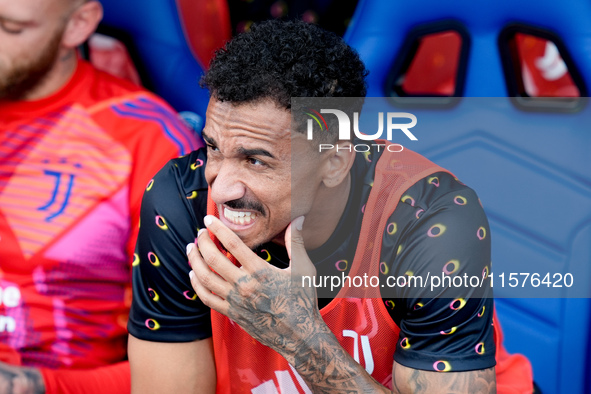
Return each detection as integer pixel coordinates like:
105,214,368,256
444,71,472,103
207,141,533,393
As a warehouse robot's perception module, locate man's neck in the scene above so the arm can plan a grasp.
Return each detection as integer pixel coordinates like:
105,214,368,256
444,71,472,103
302,173,352,251
23,48,78,101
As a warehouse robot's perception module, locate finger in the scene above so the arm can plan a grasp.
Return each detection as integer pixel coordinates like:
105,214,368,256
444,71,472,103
285,216,303,261
196,226,244,283
286,216,316,277
203,215,266,271
189,269,230,316
187,239,232,299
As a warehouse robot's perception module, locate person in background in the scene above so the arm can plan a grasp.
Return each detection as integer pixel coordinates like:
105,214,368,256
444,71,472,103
0,0,201,392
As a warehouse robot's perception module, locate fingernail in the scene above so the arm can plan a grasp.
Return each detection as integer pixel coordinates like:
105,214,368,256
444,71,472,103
189,270,195,281
197,228,206,237
186,243,195,255
295,216,305,231
204,215,213,226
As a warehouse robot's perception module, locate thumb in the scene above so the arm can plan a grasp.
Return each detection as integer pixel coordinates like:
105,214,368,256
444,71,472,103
286,216,316,277
285,216,304,261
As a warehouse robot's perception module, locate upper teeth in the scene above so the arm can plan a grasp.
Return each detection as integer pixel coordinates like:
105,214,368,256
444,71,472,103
224,207,256,225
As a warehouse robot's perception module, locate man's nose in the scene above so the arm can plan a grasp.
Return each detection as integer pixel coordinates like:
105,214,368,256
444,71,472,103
208,161,246,204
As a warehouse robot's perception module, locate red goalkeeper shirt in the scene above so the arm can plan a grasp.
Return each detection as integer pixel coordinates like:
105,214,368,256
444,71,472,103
0,59,201,390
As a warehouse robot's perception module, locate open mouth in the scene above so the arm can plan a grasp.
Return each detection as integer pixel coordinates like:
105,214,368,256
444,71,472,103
223,206,259,226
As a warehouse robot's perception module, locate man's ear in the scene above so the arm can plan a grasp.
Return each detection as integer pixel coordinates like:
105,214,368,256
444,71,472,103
321,141,356,188
61,1,103,49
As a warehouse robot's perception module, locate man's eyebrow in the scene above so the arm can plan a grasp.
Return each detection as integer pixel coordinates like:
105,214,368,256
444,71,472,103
238,147,275,159
201,132,216,146
201,131,275,159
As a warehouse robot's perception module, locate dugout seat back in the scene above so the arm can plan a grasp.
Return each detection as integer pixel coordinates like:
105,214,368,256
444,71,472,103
345,1,591,393
97,0,231,120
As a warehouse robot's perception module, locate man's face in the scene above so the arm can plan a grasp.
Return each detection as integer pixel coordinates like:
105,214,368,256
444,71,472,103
203,98,323,249
0,0,70,99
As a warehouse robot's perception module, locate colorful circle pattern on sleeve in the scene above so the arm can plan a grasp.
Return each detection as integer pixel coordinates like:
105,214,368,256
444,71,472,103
128,151,214,342
384,173,494,373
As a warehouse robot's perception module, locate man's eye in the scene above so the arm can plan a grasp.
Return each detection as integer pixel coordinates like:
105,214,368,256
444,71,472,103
248,157,265,166
1,22,24,34
206,144,218,152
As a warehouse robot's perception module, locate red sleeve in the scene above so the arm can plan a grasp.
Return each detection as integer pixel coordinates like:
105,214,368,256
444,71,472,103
91,93,204,260
40,362,130,394
493,309,533,394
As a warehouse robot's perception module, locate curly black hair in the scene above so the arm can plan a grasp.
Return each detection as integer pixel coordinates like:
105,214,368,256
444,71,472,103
201,19,368,109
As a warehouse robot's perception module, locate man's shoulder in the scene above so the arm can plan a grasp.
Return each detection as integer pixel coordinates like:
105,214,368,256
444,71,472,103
399,170,482,213
153,148,209,197
351,146,482,217
74,61,201,155
75,60,175,117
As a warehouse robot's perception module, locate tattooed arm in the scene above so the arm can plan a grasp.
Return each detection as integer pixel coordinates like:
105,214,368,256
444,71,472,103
277,306,496,394
0,362,45,394
189,216,497,393
284,312,390,393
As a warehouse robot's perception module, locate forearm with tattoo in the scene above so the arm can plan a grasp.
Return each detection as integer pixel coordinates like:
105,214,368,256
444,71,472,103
223,270,498,394
224,272,388,393
224,271,322,357
192,219,497,394
291,325,498,394
290,318,390,393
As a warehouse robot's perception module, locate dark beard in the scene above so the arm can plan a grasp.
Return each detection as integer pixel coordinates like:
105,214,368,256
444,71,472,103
0,28,64,101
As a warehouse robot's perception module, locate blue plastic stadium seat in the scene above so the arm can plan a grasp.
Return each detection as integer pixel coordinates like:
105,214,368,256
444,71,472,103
97,0,215,120
345,1,591,392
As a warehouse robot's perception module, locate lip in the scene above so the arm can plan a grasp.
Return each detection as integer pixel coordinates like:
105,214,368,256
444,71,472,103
218,204,260,232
